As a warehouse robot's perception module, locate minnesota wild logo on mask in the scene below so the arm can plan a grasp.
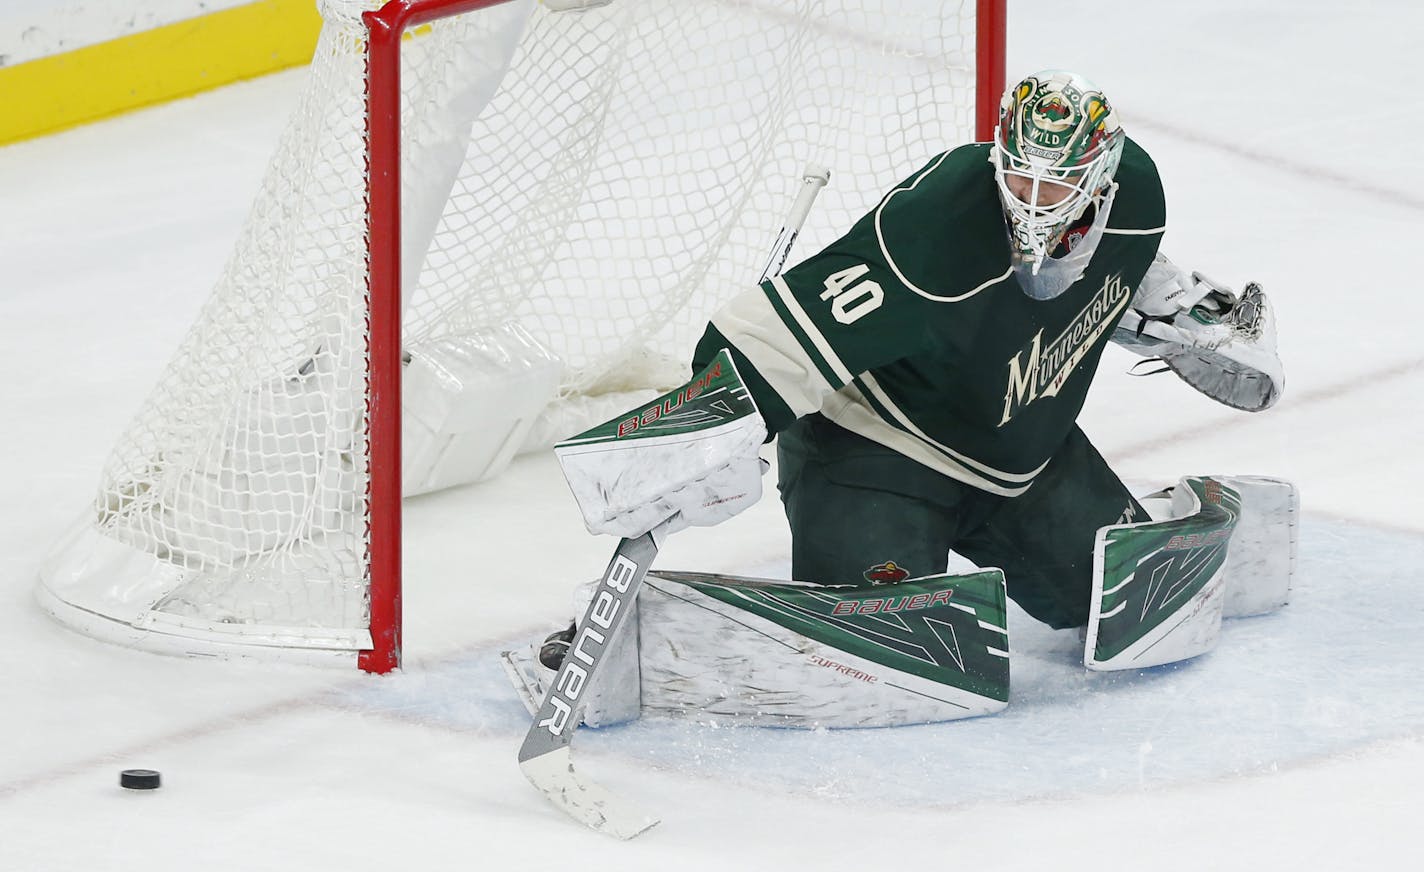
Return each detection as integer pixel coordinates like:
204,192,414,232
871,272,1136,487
991,71,1125,298
1030,93,1075,134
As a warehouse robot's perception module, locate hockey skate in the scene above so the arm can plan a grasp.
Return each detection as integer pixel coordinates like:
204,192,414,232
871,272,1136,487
500,623,573,716
538,622,575,669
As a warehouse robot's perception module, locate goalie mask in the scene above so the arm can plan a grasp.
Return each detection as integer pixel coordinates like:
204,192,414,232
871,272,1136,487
991,71,1125,300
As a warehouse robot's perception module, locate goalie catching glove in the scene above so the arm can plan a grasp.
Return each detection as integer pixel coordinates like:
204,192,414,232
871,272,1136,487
1114,253,1283,411
555,350,768,539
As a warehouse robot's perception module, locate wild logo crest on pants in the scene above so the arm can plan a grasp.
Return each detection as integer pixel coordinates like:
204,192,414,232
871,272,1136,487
862,560,910,585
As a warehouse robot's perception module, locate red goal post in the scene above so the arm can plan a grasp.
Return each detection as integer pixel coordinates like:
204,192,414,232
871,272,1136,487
39,0,1008,673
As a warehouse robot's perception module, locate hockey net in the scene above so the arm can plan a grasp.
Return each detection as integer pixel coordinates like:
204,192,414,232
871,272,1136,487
38,0,1004,670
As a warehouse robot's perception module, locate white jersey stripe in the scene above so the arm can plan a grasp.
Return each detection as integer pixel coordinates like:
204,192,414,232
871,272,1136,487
821,388,1034,497
855,373,1046,484
709,291,837,420
768,275,855,385
1104,226,1167,235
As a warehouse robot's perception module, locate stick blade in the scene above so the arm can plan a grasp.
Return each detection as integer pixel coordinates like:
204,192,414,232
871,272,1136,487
519,747,660,840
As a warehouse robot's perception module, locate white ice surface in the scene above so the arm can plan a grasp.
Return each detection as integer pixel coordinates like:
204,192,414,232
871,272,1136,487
2,1,1423,868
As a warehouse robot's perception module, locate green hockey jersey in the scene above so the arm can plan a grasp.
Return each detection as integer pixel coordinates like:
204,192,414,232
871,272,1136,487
692,138,1166,496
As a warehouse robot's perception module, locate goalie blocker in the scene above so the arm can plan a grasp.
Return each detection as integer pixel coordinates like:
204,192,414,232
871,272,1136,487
554,348,769,540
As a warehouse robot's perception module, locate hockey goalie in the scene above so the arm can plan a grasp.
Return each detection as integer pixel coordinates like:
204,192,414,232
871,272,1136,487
505,70,1297,732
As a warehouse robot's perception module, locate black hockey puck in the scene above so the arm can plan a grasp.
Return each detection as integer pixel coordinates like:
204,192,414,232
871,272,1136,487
120,769,161,790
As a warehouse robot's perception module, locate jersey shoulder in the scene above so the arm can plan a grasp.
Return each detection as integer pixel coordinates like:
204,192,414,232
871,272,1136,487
1107,136,1167,233
842,143,1010,302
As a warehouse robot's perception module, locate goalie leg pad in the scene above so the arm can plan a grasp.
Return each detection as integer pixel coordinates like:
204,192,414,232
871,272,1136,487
504,569,1012,729
635,569,1010,727
1215,475,1297,618
1085,477,1240,671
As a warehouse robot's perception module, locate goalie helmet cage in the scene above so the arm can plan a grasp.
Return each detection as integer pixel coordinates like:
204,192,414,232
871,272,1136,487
37,0,1007,672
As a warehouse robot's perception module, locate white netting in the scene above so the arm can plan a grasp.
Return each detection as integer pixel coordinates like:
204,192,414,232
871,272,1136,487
41,0,982,657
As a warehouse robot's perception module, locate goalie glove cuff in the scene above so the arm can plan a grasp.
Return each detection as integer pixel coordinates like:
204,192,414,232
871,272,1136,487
1157,282,1283,412
1115,269,1284,412
1116,280,1287,413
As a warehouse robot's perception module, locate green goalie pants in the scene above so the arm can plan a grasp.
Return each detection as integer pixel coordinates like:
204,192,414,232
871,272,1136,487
775,414,1144,629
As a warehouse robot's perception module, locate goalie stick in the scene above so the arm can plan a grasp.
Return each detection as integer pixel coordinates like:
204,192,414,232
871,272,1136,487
516,520,670,839
516,162,830,838
756,163,830,284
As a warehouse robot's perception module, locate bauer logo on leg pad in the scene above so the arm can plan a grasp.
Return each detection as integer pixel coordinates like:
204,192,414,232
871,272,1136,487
832,587,954,616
